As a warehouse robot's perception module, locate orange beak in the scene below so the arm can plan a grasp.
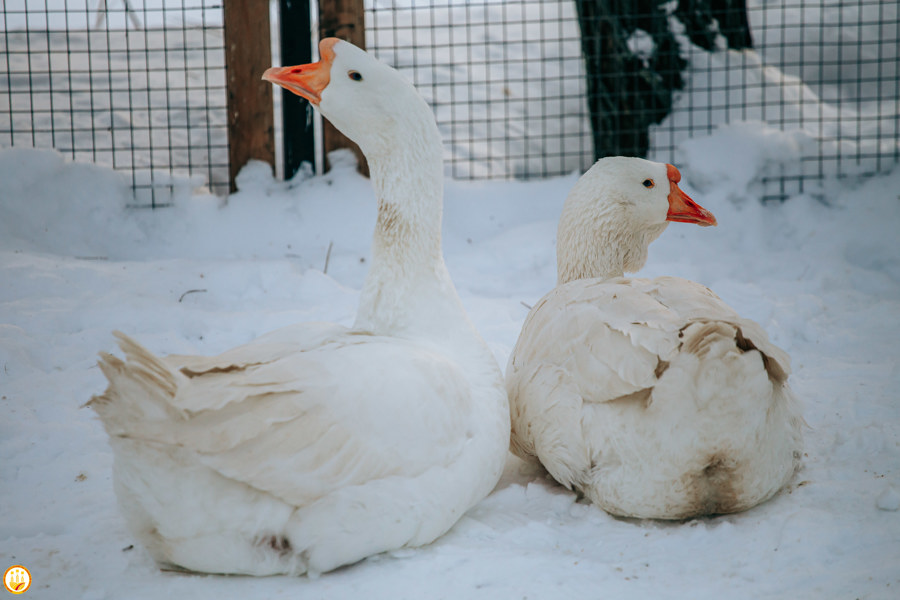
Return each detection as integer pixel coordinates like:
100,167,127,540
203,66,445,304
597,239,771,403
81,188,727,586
262,38,339,105
665,164,717,227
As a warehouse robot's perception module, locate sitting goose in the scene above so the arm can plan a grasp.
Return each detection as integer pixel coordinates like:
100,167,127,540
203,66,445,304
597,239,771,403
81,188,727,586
89,38,509,575
506,157,803,519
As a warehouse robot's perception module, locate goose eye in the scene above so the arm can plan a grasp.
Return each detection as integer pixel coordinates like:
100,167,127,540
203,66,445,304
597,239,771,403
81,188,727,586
348,70,363,82
642,179,655,189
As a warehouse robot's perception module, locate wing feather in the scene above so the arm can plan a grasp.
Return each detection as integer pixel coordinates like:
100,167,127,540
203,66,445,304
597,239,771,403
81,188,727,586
101,328,475,507
515,277,789,390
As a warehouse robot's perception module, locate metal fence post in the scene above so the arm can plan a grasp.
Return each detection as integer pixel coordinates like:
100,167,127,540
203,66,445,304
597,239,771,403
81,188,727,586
280,0,317,180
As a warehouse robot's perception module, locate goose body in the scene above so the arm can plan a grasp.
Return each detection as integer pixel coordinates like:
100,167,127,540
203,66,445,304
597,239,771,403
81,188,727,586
506,157,802,519
89,39,509,575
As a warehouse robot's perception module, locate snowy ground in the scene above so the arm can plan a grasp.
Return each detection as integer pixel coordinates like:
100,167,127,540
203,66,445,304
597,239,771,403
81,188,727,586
2,117,900,598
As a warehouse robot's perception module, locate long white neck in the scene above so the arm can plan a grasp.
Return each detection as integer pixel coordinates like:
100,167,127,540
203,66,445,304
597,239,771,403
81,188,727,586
556,191,668,285
351,108,473,343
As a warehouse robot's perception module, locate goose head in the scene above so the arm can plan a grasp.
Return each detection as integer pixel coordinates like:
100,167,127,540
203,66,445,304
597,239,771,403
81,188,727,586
263,38,440,161
557,157,717,284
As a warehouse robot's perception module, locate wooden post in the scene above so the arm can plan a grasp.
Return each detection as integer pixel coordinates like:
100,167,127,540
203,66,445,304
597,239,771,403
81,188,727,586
224,0,275,192
318,0,368,176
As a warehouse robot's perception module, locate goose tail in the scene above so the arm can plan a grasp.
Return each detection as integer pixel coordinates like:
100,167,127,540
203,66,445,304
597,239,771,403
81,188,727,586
87,331,186,436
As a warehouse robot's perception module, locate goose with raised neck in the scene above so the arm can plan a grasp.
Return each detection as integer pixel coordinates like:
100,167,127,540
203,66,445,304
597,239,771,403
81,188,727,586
88,38,509,576
506,156,803,520
294,39,472,343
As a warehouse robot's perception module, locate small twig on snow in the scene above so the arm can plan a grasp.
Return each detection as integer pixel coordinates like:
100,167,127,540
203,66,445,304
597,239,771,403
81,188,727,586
323,241,334,274
178,289,207,303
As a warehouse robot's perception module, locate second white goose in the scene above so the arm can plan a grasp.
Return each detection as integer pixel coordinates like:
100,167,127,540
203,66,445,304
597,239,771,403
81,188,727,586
506,157,803,519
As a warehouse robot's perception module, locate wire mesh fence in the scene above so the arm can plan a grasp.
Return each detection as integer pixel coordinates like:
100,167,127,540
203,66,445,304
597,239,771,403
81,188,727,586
2,1,898,204
366,0,591,180
366,0,899,199
1,0,227,207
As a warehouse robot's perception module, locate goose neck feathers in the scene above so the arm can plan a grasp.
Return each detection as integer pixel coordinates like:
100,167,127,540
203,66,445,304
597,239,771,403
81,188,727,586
355,113,449,337
299,41,470,344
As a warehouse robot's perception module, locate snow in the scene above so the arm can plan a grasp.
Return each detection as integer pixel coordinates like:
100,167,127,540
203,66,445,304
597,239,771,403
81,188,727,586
2,115,900,597
878,487,900,512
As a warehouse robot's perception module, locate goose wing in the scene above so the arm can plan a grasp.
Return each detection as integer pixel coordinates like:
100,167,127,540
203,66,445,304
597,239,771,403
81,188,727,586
93,326,475,508
506,276,791,475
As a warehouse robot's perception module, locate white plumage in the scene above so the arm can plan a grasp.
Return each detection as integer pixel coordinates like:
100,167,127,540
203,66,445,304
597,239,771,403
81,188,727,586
89,38,509,575
506,157,802,519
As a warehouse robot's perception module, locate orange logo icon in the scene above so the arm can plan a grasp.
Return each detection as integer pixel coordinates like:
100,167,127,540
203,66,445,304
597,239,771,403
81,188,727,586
3,566,31,594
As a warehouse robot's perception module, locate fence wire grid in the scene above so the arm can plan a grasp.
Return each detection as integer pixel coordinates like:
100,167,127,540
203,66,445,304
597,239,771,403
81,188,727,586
366,0,899,198
1,0,227,207
2,1,899,205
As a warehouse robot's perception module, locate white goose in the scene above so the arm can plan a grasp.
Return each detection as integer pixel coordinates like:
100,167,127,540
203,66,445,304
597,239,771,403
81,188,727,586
506,157,803,519
89,38,509,576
